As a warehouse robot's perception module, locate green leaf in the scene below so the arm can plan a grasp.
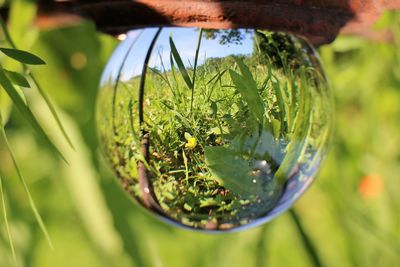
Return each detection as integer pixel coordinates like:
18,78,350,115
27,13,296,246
205,146,259,195
229,69,265,122
4,69,30,87
234,56,257,88
169,36,193,90
0,47,46,65
0,115,53,249
0,66,67,163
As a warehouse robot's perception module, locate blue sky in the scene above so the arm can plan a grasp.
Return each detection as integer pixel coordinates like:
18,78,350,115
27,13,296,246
101,27,254,84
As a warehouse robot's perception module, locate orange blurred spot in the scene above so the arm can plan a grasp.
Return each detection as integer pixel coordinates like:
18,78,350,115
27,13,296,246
358,174,384,200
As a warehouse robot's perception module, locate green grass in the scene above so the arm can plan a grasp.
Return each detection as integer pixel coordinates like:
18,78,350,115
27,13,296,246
0,174,16,261
0,114,53,249
97,29,331,230
1,2,399,266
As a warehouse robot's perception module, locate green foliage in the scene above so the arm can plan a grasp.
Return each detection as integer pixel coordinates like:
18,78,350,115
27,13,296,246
98,28,330,232
254,31,303,70
0,114,53,249
229,58,265,123
203,29,252,45
0,9,70,261
0,16,75,150
0,47,46,65
204,146,259,195
0,66,66,162
1,2,400,266
99,31,315,229
169,36,194,90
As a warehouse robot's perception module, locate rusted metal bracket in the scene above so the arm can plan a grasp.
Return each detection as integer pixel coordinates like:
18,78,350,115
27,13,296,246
37,0,400,45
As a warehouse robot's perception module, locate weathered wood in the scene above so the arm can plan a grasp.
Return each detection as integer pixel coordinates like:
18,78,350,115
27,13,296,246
37,0,400,44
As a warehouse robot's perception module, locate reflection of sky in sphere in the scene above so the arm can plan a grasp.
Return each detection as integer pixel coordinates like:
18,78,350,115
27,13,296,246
101,28,254,84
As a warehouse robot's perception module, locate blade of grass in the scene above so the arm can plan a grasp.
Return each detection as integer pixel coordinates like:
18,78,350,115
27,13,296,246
158,47,184,105
162,104,192,129
0,115,53,249
127,99,140,145
169,35,193,90
0,174,16,261
0,66,67,163
206,69,225,86
271,77,287,126
0,16,74,150
168,51,186,107
289,209,324,267
283,80,294,130
191,29,203,113
274,73,311,185
139,28,162,125
206,69,227,102
156,49,175,93
255,224,270,267
111,30,143,135
149,67,174,95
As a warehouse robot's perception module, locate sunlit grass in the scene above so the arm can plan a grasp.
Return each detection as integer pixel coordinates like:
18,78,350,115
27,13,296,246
0,114,53,249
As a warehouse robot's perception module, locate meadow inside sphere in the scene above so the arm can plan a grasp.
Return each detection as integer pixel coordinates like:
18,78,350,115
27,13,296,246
96,28,332,231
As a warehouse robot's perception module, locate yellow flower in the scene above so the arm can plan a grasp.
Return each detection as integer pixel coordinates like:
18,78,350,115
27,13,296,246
215,137,223,145
185,137,197,150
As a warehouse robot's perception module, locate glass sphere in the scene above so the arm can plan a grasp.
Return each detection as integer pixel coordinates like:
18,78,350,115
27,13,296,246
96,28,332,231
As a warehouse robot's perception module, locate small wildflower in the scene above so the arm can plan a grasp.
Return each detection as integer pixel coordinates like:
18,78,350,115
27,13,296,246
185,137,197,149
215,137,223,145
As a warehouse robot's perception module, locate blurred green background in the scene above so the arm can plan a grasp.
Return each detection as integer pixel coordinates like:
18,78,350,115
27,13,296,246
1,1,400,267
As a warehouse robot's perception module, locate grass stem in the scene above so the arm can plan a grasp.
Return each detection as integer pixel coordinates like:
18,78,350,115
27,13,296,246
112,31,142,135
0,115,53,249
0,174,16,262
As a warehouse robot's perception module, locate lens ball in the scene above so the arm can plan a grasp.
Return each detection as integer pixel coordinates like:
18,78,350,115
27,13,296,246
96,28,333,231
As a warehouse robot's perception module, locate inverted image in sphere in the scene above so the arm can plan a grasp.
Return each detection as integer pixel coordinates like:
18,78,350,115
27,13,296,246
96,28,333,231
